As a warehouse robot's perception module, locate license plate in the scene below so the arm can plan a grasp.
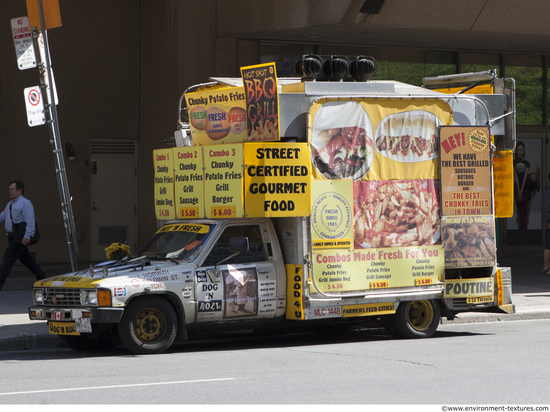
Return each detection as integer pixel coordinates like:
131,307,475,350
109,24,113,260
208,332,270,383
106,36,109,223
48,321,80,336
75,318,92,333
467,295,494,304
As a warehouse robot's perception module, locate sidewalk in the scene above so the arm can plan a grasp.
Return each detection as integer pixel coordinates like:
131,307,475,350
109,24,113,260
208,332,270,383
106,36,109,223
1,257,550,351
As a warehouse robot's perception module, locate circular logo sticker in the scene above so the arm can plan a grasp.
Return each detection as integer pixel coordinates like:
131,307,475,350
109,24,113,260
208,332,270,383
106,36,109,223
312,191,352,241
468,127,489,153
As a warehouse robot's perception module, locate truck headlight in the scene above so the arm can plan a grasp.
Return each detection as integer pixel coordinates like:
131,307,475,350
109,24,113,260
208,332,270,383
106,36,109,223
81,289,112,307
33,288,44,304
85,290,98,305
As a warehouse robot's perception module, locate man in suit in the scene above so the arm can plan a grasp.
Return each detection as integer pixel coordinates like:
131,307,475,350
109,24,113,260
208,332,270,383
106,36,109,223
0,181,46,290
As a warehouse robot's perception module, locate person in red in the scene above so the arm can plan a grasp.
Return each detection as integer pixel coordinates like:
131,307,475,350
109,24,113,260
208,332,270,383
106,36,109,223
0,181,46,290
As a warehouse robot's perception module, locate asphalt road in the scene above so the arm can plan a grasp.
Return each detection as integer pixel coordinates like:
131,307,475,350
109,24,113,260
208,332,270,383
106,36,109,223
0,319,549,405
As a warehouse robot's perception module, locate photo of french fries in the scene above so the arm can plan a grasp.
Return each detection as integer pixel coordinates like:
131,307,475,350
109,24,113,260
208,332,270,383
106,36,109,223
442,218,496,266
353,180,440,248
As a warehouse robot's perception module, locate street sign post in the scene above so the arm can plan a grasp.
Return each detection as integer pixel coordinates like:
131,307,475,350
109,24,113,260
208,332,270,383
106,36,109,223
10,17,36,70
14,0,78,271
23,86,46,126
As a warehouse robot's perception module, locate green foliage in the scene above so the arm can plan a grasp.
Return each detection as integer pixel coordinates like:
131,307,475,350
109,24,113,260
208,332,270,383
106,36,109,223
372,61,456,87
505,66,543,125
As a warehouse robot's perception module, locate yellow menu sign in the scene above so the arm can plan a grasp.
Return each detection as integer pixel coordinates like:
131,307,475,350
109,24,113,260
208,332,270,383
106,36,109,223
153,149,175,220
173,146,205,219
440,126,492,216
244,142,311,217
185,86,247,146
203,144,244,218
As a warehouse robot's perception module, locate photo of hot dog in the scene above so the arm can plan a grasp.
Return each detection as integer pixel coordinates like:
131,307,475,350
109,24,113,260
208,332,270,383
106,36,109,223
375,111,441,162
311,100,374,180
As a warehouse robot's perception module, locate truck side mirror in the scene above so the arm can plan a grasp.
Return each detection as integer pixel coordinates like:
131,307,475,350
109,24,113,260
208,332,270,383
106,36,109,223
229,237,249,253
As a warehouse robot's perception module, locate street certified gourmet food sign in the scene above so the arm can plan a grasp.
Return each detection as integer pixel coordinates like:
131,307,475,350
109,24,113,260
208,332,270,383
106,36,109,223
244,143,310,217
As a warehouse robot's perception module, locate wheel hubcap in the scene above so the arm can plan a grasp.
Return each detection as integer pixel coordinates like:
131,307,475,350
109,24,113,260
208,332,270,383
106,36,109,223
407,300,433,331
135,308,166,342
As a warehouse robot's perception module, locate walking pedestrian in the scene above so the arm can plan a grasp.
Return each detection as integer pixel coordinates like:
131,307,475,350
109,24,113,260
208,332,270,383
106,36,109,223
0,181,46,290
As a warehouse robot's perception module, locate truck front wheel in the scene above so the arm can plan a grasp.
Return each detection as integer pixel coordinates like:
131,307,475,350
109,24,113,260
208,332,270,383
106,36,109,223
118,296,177,354
393,299,440,338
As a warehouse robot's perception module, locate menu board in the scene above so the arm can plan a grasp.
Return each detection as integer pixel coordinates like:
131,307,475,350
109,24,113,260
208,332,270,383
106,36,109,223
173,146,205,219
240,62,280,142
440,126,492,216
203,144,244,218
153,148,175,220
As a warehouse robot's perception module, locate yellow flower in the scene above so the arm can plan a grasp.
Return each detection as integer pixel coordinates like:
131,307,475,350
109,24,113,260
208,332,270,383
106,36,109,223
105,242,131,260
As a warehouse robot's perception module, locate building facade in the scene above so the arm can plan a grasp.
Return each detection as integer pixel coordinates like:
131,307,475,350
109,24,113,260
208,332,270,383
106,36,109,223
1,0,549,263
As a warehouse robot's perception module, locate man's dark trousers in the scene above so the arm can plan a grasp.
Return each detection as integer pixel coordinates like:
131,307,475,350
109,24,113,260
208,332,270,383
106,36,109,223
0,239,47,289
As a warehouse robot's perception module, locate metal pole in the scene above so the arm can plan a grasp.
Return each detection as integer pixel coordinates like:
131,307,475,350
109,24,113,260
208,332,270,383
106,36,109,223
35,0,78,271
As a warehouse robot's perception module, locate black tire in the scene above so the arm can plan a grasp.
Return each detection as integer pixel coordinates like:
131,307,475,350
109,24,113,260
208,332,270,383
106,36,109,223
118,296,177,354
393,299,440,338
62,335,116,351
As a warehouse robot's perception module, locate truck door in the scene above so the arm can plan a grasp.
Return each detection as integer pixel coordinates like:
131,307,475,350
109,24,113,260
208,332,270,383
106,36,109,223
195,223,277,323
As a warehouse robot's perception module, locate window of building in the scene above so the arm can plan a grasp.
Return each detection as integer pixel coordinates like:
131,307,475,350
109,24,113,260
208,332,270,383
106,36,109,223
504,54,543,125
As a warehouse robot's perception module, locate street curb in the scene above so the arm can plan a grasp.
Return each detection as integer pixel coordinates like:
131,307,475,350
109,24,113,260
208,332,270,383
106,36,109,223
1,332,64,351
2,309,550,352
440,308,550,324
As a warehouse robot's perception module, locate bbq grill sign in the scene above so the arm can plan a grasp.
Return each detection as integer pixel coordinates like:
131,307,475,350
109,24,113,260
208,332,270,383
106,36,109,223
439,126,492,216
240,63,280,142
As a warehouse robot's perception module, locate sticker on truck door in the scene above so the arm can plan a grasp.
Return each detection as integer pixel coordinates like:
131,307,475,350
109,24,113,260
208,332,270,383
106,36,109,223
195,266,259,322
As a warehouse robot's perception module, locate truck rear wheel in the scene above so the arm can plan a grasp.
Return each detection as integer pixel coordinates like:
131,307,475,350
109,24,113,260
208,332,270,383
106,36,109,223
118,296,177,354
393,299,440,338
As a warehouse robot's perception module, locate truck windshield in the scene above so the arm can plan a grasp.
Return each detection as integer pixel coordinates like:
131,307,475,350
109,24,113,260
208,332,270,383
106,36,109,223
135,222,216,261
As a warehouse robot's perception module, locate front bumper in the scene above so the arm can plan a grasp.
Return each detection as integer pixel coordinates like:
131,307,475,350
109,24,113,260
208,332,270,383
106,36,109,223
29,306,124,323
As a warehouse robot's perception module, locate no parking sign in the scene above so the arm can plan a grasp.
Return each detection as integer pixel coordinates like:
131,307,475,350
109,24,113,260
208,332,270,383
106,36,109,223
24,86,45,127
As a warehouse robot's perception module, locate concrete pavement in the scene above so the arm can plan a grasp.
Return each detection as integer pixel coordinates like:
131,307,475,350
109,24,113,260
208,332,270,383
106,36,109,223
1,256,550,352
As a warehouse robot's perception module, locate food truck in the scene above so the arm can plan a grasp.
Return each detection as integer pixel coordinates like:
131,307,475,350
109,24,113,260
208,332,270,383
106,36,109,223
29,56,516,354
